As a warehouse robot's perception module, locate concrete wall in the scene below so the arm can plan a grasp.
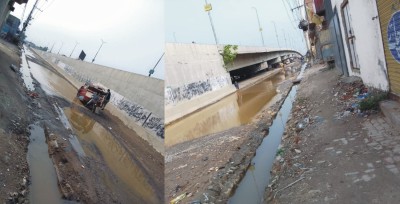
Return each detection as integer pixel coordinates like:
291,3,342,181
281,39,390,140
0,0,10,30
165,43,234,104
165,43,236,123
33,49,165,153
331,0,389,91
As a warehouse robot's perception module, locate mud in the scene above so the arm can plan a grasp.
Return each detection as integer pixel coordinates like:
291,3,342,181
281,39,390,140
165,61,302,203
0,40,163,204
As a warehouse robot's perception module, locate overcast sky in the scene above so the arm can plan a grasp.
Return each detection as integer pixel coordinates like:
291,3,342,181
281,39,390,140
13,0,164,79
166,0,307,53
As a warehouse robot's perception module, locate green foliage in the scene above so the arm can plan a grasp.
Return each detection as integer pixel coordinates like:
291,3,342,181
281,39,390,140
276,148,284,156
222,45,238,67
359,92,388,111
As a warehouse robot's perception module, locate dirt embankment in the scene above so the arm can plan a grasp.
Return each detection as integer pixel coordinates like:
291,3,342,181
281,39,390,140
0,40,32,204
265,64,400,203
165,63,301,203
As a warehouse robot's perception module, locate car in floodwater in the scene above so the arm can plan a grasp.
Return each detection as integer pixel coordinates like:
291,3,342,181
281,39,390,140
76,83,108,112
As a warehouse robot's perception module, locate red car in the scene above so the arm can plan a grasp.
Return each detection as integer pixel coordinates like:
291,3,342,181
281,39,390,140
76,83,107,112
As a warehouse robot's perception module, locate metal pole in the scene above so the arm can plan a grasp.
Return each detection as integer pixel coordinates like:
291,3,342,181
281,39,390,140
92,39,106,63
69,41,79,57
149,53,165,77
252,7,265,46
173,32,177,42
282,29,288,48
49,42,55,53
205,0,218,45
272,21,280,48
20,0,39,36
57,42,64,55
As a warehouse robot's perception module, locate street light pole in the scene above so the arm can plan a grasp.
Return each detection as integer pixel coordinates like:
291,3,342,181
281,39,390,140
57,42,64,55
252,7,264,46
204,0,218,45
69,41,79,57
271,21,280,48
282,29,288,48
92,39,106,63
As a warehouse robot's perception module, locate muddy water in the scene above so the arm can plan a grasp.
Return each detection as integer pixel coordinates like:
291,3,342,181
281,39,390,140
29,58,77,101
27,124,63,204
228,86,297,204
26,50,157,202
64,107,158,203
165,72,290,147
228,63,307,204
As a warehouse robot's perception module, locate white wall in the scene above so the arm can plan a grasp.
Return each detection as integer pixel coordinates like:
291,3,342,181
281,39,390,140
331,0,389,91
165,43,233,105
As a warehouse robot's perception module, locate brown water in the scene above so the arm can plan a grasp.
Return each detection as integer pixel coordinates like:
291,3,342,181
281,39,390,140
26,51,158,203
165,72,290,147
64,108,158,203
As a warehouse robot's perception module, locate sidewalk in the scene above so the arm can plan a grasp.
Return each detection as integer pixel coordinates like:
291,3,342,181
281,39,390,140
266,64,400,203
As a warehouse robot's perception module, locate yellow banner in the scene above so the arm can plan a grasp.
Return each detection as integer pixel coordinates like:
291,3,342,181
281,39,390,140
204,3,212,12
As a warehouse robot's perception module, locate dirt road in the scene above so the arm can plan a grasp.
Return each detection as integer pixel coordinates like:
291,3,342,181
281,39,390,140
266,64,400,203
0,40,163,203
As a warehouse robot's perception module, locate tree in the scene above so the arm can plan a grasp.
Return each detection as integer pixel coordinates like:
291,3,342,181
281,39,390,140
222,44,238,68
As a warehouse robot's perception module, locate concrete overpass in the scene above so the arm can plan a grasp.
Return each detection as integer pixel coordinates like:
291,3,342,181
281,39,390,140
221,45,302,79
165,43,302,124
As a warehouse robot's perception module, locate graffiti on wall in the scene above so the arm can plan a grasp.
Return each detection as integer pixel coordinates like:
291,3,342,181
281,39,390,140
48,55,165,139
165,75,231,105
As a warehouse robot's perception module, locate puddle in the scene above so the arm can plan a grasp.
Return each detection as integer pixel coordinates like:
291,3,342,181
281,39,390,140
228,63,307,204
63,107,158,203
165,72,293,147
27,124,63,204
20,47,35,91
29,59,77,100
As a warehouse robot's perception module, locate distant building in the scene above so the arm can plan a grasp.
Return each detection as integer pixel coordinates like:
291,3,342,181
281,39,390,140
0,0,28,32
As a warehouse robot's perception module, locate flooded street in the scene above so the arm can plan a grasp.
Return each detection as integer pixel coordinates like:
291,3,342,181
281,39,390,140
21,47,160,203
63,107,158,203
166,71,293,147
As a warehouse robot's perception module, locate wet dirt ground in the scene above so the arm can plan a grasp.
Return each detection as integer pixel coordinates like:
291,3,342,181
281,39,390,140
0,40,163,203
266,64,400,203
165,61,302,203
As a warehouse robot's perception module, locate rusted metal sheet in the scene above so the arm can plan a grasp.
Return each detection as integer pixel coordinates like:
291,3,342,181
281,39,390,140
377,0,400,95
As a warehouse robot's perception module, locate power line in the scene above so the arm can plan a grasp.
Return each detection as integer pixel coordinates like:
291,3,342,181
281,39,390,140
282,0,296,29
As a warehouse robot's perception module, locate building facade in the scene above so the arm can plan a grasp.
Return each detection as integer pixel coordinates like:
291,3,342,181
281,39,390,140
305,0,390,92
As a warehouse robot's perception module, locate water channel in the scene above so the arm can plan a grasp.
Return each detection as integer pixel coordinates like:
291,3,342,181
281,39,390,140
166,69,297,147
228,63,306,204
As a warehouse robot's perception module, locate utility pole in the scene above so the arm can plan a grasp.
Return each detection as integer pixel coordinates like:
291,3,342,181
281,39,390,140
252,7,265,46
92,39,106,63
49,42,55,53
204,0,218,45
173,32,177,43
57,42,64,55
20,0,40,37
149,53,165,77
271,21,280,48
282,29,288,48
69,41,79,57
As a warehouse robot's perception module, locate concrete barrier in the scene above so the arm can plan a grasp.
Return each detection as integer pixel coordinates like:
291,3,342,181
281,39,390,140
165,43,236,124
